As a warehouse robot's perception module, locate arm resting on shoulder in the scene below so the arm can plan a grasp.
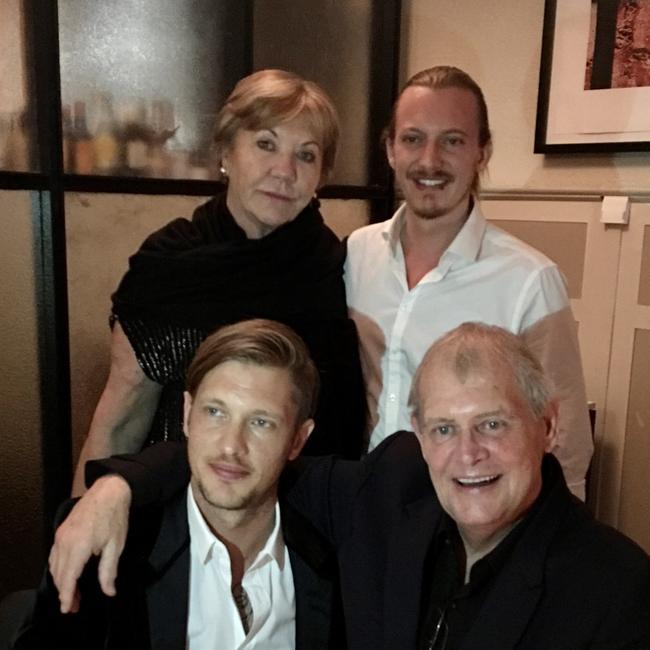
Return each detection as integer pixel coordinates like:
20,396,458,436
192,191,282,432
49,475,131,614
50,442,189,614
86,439,190,507
71,321,162,495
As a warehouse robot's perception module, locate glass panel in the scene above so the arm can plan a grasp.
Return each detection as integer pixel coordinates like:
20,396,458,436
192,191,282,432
58,0,248,179
0,0,39,172
253,0,373,186
0,190,45,594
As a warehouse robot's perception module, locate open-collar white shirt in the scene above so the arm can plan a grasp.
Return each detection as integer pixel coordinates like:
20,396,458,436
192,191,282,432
186,488,295,649
345,201,592,497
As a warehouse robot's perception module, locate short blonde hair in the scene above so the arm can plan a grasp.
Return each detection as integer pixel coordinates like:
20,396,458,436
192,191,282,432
214,69,339,183
409,322,551,426
186,319,319,425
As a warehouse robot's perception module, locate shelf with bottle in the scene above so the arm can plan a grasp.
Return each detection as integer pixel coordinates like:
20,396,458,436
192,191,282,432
61,92,216,181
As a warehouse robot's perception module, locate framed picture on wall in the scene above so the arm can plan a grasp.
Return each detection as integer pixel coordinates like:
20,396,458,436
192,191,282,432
535,0,650,153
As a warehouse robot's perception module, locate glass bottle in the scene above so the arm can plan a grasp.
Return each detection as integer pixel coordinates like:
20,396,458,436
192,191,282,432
73,101,95,174
149,99,176,178
117,98,150,176
92,93,119,174
61,104,75,172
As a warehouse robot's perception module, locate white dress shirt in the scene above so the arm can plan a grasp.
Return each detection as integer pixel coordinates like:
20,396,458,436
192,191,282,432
345,201,593,497
186,489,295,649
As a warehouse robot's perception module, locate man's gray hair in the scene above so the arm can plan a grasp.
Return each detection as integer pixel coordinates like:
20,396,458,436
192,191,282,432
409,322,552,424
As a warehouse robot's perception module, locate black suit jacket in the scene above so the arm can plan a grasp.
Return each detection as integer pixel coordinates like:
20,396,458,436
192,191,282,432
285,432,650,649
17,490,342,650
53,432,650,649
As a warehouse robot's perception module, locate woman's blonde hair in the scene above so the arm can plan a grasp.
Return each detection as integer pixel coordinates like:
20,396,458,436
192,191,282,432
214,69,339,183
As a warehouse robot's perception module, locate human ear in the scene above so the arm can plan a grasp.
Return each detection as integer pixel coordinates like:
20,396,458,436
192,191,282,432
182,391,193,439
385,139,396,170
542,399,560,453
477,140,493,172
287,419,315,460
219,143,233,176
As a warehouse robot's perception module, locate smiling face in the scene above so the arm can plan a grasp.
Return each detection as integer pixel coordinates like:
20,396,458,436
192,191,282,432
412,362,557,552
184,360,313,526
222,117,323,239
386,85,491,226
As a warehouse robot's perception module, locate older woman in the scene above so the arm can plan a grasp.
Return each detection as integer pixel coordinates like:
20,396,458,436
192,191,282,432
72,69,365,494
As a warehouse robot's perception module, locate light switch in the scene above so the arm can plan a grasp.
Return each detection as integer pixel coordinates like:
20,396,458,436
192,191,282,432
600,195,630,225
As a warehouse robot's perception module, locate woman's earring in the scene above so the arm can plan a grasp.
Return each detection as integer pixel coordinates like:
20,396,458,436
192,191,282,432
219,165,228,177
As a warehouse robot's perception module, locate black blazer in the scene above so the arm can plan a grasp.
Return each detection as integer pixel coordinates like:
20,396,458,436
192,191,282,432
17,490,342,650
284,432,650,649
55,433,650,649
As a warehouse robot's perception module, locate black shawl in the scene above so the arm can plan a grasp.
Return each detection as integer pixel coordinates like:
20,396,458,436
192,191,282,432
112,193,366,458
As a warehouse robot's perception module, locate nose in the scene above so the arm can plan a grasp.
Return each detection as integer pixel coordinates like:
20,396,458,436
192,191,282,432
219,421,248,456
271,152,297,182
457,429,487,465
420,139,443,169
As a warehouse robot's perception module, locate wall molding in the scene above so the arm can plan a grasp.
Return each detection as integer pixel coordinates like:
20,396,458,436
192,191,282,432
480,188,650,203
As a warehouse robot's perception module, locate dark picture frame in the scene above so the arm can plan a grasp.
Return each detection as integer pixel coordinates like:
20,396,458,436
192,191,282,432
535,0,650,153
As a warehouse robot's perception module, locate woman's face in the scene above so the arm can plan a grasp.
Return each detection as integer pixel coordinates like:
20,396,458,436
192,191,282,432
222,117,323,239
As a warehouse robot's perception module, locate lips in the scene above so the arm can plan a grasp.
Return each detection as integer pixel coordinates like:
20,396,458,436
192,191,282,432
209,461,251,482
259,190,293,202
418,178,446,187
454,474,500,488
408,171,453,190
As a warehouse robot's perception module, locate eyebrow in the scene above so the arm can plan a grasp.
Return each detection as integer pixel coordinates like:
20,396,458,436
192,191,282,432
198,397,226,408
421,416,455,427
422,409,507,425
261,127,321,149
399,126,470,136
474,409,508,420
199,396,285,420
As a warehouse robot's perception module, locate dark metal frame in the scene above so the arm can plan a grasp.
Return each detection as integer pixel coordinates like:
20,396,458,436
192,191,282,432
25,0,73,543
0,1,400,547
535,0,650,154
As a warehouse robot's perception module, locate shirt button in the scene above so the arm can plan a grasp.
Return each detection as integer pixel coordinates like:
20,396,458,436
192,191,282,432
388,393,396,402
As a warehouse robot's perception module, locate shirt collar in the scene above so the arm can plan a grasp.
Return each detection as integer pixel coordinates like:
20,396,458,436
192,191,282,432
443,200,487,265
381,203,407,255
251,501,287,571
382,199,487,266
187,487,286,570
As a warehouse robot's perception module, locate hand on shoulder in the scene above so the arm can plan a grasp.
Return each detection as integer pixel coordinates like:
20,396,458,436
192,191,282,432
48,475,132,613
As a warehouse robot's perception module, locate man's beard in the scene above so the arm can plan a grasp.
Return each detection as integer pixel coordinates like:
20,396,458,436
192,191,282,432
197,476,254,512
404,171,478,221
